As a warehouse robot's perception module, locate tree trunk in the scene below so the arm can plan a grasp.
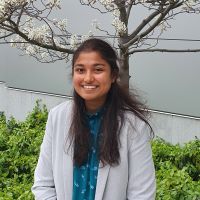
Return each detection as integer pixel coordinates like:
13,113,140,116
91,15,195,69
119,48,130,89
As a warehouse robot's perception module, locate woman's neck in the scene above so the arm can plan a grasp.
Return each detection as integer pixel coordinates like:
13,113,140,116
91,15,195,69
85,100,105,114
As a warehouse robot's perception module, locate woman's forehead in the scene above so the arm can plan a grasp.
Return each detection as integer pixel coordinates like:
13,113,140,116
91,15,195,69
74,51,108,64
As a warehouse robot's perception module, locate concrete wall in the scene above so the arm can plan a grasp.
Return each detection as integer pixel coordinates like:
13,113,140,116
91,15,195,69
1,81,199,144
150,111,200,144
0,81,68,120
0,81,7,115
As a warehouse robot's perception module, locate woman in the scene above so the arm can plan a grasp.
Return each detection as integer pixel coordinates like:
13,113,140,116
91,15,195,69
32,38,156,200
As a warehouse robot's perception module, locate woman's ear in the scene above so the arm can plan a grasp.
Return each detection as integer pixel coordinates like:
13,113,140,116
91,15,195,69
110,73,116,83
111,70,119,83
111,76,116,83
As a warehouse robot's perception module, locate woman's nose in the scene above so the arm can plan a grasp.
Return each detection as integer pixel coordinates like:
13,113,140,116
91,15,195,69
84,71,94,83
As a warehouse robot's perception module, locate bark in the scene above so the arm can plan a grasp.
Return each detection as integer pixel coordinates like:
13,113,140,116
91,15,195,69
119,47,130,89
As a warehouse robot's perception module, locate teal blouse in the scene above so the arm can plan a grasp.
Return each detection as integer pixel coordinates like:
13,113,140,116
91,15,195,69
72,109,104,200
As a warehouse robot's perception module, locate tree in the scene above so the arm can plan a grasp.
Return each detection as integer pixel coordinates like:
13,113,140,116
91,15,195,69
0,0,200,88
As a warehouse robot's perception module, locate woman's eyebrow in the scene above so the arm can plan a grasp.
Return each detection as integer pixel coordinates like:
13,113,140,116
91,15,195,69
93,63,105,67
74,63,105,67
74,64,84,68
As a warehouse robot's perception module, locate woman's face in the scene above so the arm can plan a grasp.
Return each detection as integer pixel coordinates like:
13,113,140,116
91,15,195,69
73,51,115,112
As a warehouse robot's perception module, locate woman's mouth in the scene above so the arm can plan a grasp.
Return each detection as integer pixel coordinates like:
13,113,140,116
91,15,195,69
82,85,98,89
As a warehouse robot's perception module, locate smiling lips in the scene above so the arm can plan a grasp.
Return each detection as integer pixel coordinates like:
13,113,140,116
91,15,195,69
82,85,98,90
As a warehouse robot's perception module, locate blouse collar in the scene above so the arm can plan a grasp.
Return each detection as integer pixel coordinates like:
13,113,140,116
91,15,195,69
86,106,105,119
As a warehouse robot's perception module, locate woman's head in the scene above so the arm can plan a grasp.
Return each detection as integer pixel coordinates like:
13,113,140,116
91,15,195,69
72,38,119,76
72,38,119,112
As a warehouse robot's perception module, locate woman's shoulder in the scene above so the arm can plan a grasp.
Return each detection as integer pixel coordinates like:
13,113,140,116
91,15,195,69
49,99,73,117
122,110,152,140
123,110,145,127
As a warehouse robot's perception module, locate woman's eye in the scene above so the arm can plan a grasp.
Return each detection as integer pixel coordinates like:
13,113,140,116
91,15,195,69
95,68,103,73
75,68,84,73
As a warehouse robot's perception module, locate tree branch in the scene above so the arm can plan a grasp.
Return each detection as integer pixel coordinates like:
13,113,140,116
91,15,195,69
0,32,14,39
123,1,183,48
79,0,111,13
138,2,182,38
128,48,200,54
8,18,74,54
126,0,134,21
126,8,161,41
17,29,74,53
17,2,28,26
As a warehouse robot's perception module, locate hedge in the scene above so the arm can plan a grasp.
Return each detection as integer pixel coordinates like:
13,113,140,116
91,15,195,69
0,101,199,199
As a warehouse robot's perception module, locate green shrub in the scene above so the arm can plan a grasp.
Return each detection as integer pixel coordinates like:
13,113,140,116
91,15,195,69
0,101,199,199
0,100,48,200
152,138,200,199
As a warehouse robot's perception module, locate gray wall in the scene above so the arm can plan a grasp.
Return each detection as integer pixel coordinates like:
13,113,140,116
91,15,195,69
0,81,68,120
150,111,200,144
1,81,199,144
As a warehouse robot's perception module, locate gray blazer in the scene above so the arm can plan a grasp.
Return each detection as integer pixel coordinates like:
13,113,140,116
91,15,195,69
32,100,156,200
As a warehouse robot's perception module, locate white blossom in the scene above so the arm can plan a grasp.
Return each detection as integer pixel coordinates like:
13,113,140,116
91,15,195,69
52,18,58,24
25,16,34,28
91,19,100,29
10,38,16,47
27,25,50,43
159,22,167,33
0,1,8,20
185,0,196,5
0,0,30,20
112,17,127,35
59,44,66,49
88,30,94,36
111,8,126,35
70,34,79,49
41,52,48,59
8,35,25,49
57,19,67,30
99,0,112,6
26,45,35,55
53,38,60,46
0,0,28,13
48,0,60,8
81,34,89,43
0,29,6,37
181,0,196,10
112,9,120,17
99,0,115,10
137,0,146,3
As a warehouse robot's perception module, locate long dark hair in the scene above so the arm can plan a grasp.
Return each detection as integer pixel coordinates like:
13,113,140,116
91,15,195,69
69,38,153,167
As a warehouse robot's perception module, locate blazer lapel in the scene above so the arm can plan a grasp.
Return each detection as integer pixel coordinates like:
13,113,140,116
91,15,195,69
63,139,74,200
95,163,111,200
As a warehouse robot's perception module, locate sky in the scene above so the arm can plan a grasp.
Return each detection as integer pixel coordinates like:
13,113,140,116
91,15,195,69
0,0,200,117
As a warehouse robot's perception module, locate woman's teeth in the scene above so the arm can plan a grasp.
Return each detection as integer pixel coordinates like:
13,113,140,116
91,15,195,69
83,85,97,89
